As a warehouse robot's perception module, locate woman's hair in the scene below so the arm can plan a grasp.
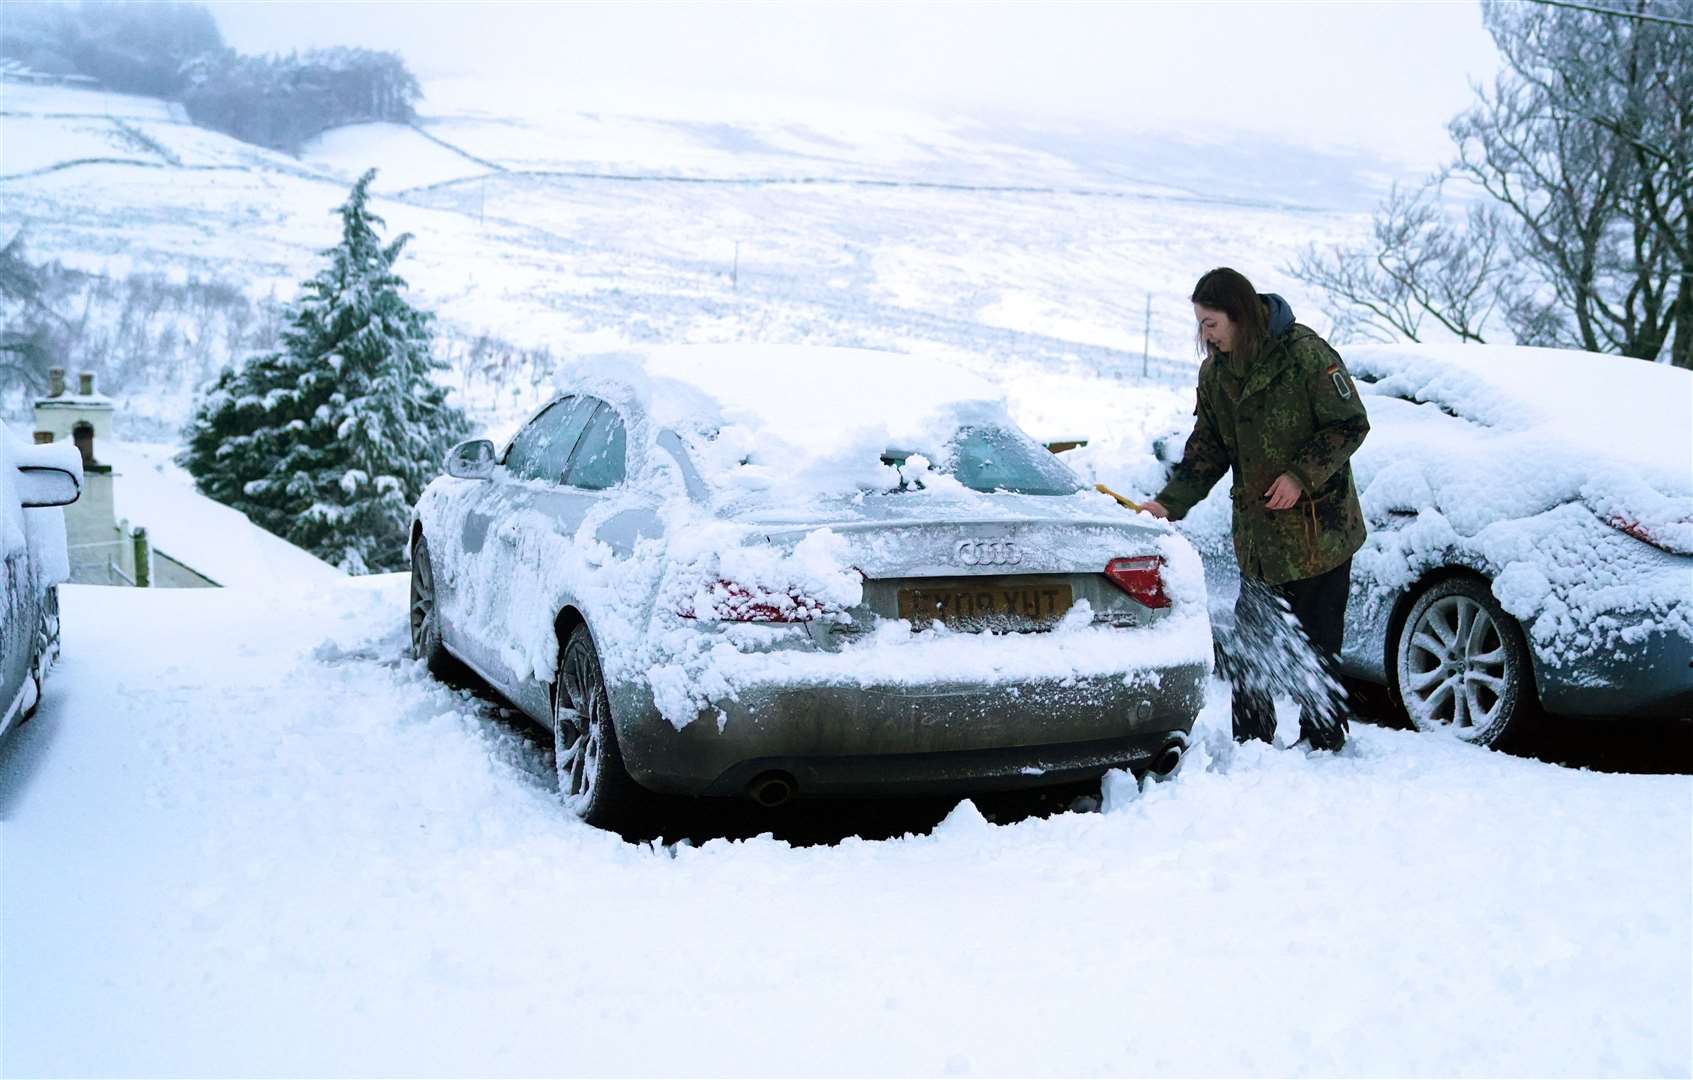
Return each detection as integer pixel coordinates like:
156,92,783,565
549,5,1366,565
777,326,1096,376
1191,266,1267,362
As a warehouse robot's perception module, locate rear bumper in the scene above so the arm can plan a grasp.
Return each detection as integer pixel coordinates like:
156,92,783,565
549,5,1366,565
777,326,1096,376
617,664,1209,797
1535,627,1693,719
702,730,1187,798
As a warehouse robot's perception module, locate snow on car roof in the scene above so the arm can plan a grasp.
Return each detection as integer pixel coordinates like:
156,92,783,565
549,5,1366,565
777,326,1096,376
1343,342,1693,571
559,343,1003,434
553,344,1021,498
1345,343,1692,473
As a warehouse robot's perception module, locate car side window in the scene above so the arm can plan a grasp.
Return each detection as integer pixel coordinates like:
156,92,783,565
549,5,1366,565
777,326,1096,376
503,396,597,483
564,401,628,490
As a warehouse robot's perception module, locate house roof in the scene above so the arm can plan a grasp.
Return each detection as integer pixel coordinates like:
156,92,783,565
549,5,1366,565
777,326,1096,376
36,395,116,410
100,440,347,589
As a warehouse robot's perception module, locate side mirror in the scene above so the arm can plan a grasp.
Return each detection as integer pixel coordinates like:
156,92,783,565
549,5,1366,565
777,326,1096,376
444,439,496,480
17,465,81,508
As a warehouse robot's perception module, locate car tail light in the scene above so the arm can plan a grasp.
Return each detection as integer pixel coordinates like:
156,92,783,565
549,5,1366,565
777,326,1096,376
1105,556,1170,609
681,580,846,623
1606,515,1693,556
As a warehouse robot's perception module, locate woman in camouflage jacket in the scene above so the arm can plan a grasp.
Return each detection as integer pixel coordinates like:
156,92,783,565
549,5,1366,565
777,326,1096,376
1143,267,1370,750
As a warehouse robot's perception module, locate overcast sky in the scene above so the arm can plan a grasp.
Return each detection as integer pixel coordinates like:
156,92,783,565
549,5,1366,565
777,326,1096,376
208,1,1502,168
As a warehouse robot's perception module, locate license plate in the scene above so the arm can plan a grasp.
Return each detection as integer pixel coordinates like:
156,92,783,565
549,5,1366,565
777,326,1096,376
898,580,1074,628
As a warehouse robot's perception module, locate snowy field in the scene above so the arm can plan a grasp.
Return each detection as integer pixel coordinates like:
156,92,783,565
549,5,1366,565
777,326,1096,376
2,82,1369,440
2,578,1688,1078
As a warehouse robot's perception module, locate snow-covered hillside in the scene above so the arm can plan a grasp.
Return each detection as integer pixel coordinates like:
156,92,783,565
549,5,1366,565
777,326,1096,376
1,578,1687,1076
2,81,1370,440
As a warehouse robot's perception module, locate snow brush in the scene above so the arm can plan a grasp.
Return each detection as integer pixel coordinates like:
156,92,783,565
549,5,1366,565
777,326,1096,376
1094,483,1147,513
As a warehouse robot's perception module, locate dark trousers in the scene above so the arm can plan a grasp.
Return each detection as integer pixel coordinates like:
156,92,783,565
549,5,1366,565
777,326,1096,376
1229,558,1351,749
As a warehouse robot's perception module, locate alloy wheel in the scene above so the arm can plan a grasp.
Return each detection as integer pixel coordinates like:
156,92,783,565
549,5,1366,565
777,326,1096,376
409,543,436,661
556,642,606,811
1402,593,1510,738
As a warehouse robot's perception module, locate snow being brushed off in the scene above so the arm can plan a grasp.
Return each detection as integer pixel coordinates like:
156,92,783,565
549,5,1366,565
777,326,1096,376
1,579,1686,1077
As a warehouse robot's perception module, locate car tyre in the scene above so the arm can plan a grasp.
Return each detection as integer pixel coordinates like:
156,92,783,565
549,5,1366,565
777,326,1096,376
409,536,454,677
20,587,60,725
554,624,645,829
1394,576,1533,747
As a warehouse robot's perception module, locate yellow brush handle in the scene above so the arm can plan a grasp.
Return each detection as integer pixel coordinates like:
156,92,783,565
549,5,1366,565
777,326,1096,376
1093,483,1145,512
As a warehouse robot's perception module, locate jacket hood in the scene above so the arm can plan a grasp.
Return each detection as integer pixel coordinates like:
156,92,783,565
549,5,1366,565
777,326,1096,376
1262,293,1295,338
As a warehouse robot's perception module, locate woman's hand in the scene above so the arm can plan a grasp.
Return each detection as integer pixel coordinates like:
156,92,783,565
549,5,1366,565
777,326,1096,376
1263,472,1304,511
1141,500,1170,519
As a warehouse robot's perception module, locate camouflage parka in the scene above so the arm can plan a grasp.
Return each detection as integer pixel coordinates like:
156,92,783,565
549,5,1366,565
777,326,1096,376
1154,295,1369,585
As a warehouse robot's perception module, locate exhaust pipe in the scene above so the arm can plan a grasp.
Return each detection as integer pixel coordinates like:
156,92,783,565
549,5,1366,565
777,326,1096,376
1150,742,1184,777
747,771,797,808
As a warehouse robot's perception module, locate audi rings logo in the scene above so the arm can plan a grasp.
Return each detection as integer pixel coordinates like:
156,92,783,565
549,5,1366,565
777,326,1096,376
955,539,1023,567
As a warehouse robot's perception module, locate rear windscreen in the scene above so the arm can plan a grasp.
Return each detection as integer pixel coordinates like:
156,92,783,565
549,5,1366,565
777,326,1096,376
954,424,1083,497
688,421,1084,499
937,425,1083,496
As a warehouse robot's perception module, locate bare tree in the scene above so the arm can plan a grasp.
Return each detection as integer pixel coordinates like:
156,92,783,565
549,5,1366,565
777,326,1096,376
1293,1,1689,366
1452,0,1691,366
1289,179,1508,344
0,232,66,394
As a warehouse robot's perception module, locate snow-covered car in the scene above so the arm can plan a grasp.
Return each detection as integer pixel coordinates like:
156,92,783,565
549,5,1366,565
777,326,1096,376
409,346,1212,826
2,434,82,740
1072,343,1693,747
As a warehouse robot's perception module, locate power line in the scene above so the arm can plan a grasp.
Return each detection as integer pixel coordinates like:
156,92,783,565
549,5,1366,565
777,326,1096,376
1517,0,1693,28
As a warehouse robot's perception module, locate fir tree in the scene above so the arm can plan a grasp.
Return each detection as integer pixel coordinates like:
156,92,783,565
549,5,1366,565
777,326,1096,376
181,170,469,573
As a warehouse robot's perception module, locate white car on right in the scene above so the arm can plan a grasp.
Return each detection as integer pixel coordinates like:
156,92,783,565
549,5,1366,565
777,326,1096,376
1082,343,1692,746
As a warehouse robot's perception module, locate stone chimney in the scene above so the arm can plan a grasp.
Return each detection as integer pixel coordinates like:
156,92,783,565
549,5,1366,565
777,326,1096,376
32,369,119,588
72,421,98,469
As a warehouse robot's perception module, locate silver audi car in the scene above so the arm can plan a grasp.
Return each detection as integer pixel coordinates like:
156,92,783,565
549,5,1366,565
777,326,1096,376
409,346,1212,827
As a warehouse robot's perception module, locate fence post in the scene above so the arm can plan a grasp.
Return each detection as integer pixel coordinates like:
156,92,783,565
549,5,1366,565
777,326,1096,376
132,526,151,588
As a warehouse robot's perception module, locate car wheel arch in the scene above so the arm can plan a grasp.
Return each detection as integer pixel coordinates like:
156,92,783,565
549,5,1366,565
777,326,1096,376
550,606,589,707
548,604,650,757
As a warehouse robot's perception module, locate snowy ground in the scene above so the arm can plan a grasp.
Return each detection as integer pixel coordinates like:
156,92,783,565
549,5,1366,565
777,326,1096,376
2,579,1688,1077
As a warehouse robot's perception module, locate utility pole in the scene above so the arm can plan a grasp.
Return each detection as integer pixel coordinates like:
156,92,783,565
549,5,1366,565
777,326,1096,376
1141,294,1152,378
